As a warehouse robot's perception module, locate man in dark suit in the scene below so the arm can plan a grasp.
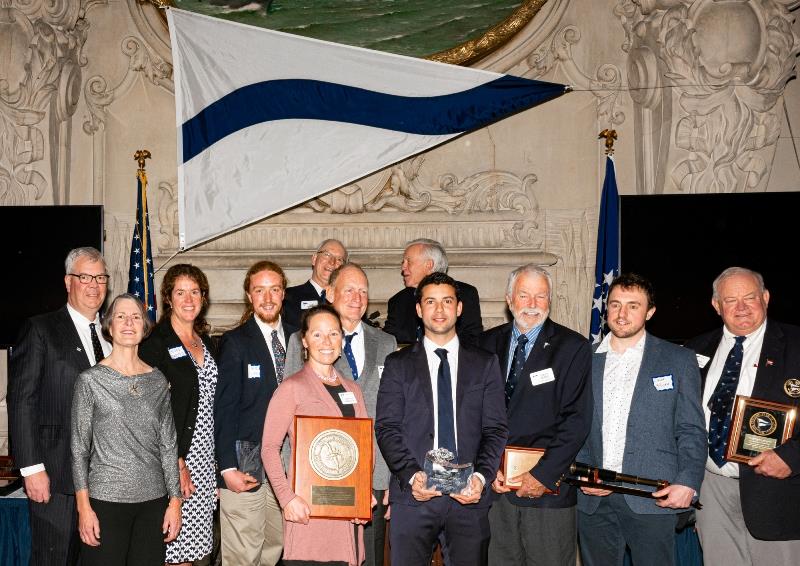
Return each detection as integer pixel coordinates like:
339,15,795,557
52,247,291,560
214,260,298,566
479,264,591,564
283,238,347,328
686,267,800,565
383,238,483,346
376,272,507,566
8,247,111,566
577,273,706,566
285,262,397,566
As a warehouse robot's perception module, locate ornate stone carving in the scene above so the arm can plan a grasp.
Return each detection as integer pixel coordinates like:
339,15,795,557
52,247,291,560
619,0,799,193
156,180,179,250
0,0,97,205
528,25,626,127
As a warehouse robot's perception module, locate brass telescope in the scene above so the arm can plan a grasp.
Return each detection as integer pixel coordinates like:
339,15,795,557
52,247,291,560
564,462,701,510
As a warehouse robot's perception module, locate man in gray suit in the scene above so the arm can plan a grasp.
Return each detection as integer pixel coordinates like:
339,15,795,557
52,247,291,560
577,273,706,566
285,262,397,566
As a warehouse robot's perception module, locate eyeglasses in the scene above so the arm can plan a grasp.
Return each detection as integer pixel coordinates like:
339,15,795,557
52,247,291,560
317,251,346,265
69,273,110,284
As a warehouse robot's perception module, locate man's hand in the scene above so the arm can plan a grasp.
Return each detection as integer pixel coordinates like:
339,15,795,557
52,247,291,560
411,472,441,502
178,459,196,499
284,496,311,524
749,450,792,479
513,472,548,499
491,469,511,494
580,484,613,497
382,489,391,520
652,484,695,509
222,469,259,493
24,470,51,503
162,497,182,543
451,475,483,505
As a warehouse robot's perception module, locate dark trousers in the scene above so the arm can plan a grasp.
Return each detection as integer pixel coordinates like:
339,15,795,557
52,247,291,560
578,494,676,566
29,492,79,566
364,489,386,566
390,497,489,566
79,496,167,566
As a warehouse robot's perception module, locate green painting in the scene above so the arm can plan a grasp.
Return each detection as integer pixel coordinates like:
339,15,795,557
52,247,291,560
174,0,524,57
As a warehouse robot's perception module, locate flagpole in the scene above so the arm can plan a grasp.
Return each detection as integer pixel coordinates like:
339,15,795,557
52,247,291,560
134,150,152,310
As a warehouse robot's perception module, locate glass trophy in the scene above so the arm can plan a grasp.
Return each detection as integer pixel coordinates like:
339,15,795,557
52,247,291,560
423,448,473,494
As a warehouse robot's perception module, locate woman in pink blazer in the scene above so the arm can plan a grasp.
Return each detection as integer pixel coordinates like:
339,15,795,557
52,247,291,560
262,304,370,566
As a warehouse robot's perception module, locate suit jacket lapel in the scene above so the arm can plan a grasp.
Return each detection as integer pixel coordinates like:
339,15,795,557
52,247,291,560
413,343,434,415
752,320,790,402
523,319,556,373
362,325,377,379
57,306,93,370
244,316,273,370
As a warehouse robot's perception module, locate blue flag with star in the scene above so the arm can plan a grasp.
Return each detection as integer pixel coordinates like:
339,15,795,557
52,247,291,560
590,156,619,344
127,169,157,321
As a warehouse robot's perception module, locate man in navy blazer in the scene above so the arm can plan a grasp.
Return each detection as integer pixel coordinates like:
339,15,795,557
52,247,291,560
283,238,347,328
577,273,706,566
686,267,800,565
479,264,591,565
8,247,111,566
376,272,507,566
214,260,298,566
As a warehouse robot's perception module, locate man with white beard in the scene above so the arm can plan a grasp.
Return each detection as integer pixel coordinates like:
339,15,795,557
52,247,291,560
479,264,592,564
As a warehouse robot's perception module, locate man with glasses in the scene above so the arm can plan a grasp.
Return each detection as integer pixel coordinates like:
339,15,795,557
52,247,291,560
283,238,348,328
8,247,111,566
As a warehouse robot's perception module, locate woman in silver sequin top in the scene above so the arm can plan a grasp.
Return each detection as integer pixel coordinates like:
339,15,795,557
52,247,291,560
71,294,182,566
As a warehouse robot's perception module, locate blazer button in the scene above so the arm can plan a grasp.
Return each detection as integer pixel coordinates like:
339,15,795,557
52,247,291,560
428,434,434,439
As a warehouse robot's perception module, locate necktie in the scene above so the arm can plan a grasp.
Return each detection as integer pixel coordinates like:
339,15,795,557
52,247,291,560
435,348,457,459
271,329,286,383
708,335,746,467
319,289,326,303
344,333,359,380
505,334,529,404
89,323,105,365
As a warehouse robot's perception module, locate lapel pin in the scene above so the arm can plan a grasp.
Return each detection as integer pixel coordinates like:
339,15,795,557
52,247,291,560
543,342,550,349
76,347,82,352
766,359,774,367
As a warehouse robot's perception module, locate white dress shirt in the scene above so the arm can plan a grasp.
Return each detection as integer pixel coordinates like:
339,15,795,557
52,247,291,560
702,321,766,477
21,305,112,477
597,333,647,473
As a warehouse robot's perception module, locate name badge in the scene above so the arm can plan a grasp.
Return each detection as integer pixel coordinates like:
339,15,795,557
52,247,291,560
300,300,318,309
530,368,555,386
339,391,357,405
248,364,261,379
696,354,710,369
378,365,384,379
652,375,674,391
168,346,187,359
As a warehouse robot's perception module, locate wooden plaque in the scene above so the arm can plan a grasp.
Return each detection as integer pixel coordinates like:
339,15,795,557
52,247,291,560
293,416,373,520
502,446,557,493
725,396,797,464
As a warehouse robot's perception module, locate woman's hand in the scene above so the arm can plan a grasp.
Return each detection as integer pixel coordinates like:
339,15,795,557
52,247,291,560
77,501,101,547
178,458,196,499
163,497,182,543
283,496,311,525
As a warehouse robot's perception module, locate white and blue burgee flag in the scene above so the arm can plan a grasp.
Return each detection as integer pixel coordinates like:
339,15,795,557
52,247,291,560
167,8,570,249
589,156,619,344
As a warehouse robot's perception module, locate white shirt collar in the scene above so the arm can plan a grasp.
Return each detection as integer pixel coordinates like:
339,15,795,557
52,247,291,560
423,334,460,356
66,303,101,327
308,279,324,295
596,331,646,355
254,314,283,337
722,320,766,344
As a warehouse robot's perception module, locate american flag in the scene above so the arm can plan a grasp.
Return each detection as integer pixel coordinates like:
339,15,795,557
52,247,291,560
127,168,157,321
590,156,619,344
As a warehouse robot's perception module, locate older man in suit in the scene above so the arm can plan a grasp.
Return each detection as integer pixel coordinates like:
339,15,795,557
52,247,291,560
577,273,706,566
376,272,507,566
8,247,111,566
384,238,483,346
283,238,347,328
285,262,396,566
686,267,800,565
480,264,592,565
214,260,298,566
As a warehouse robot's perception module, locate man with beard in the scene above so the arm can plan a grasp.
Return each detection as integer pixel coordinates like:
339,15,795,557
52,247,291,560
8,247,111,566
283,239,347,328
214,260,297,565
479,264,591,565
285,262,397,566
576,273,706,566
686,267,800,565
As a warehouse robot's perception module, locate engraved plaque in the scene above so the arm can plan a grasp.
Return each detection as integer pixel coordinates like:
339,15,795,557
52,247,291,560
293,416,373,520
726,396,797,464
